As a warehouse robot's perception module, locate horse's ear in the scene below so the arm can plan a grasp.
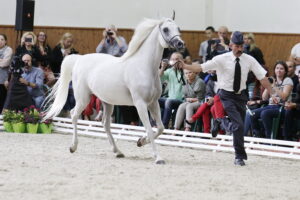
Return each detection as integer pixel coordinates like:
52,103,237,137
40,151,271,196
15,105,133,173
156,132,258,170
172,10,175,20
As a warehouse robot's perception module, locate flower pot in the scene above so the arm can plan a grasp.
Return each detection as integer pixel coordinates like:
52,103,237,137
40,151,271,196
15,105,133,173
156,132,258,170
38,123,52,134
12,122,26,133
26,123,39,134
3,122,14,132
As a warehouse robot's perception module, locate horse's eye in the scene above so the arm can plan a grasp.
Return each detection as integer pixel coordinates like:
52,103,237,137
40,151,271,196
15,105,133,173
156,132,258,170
163,27,169,33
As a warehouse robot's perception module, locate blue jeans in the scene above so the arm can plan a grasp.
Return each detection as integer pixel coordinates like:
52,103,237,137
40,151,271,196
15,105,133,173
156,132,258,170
283,109,300,140
159,97,183,128
251,105,282,138
243,112,252,136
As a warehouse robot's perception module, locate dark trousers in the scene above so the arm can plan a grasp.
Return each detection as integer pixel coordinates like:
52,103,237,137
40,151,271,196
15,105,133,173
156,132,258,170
159,97,183,128
218,89,248,160
283,109,300,140
0,84,7,113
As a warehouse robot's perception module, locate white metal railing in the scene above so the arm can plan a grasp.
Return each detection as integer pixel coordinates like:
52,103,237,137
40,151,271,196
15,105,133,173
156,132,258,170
0,115,300,160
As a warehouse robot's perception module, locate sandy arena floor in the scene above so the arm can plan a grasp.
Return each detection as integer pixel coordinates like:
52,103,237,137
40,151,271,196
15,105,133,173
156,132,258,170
0,132,299,200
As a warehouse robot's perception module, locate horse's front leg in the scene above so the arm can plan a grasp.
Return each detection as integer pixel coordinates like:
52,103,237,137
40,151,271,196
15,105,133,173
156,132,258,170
137,101,164,146
135,100,165,164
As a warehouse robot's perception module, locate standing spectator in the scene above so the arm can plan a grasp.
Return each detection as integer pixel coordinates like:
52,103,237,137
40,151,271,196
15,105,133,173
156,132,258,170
0,34,13,113
35,31,55,87
20,54,45,109
96,24,128,57
243,33,265,65
199,26,216,63
206,26,230,61
51,32,78,75
15,32,38,65
174,69,206,131
159,52,185,128
178,31,273,166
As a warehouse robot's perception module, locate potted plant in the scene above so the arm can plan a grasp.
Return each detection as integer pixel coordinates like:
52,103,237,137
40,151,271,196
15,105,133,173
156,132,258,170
2,109,14,132
24,105,40,134
11,111,26,133
38,112,53,134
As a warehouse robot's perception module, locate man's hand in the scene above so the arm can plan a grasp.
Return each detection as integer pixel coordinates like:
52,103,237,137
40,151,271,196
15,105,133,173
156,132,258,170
285,101,296,110
19,78,28,86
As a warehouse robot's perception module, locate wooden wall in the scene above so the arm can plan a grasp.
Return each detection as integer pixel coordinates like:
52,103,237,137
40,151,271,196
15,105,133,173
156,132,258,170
1,25,299,73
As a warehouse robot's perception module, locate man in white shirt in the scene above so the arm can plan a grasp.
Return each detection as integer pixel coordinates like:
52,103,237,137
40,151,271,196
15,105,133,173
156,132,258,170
178,31,273,166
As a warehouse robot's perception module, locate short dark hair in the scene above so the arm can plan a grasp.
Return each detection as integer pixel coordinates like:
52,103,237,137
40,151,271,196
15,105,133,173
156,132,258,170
0,34,7,41
205,26,215,32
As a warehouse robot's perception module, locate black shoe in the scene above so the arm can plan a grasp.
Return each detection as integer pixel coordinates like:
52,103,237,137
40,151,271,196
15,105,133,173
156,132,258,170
211,118,221,137
185,119,194,125
234,159,245,166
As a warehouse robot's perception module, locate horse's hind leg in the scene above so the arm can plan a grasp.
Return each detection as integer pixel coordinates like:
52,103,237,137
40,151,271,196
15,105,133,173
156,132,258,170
102,102,124,158
135,100,165,164
69,92,90,153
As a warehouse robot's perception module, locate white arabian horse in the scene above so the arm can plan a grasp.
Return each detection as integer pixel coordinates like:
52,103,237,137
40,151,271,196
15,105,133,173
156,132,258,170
43,17,184,164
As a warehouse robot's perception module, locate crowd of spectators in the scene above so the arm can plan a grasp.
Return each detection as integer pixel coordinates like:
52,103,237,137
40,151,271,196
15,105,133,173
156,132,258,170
0,24,300,142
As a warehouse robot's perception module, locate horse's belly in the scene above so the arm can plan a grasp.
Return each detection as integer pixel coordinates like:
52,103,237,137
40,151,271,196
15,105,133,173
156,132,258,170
93,86,133,106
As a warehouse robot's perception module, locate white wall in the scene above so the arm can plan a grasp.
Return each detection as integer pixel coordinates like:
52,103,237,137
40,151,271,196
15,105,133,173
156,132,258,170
1,0,300,33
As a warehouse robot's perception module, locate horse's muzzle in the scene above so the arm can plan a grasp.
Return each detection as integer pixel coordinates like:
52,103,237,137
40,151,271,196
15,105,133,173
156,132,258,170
171,38,185,51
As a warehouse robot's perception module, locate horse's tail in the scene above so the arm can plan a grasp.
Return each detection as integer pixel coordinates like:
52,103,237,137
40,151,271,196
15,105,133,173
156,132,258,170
43,54,81,120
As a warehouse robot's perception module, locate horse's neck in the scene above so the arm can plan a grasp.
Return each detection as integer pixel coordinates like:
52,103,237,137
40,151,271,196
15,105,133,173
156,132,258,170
133,27,163,75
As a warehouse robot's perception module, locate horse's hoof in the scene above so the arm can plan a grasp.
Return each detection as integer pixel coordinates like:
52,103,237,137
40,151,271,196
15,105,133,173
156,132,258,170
137,138,143,147
155,159,166,165
69,147,76,153
116,153,125,158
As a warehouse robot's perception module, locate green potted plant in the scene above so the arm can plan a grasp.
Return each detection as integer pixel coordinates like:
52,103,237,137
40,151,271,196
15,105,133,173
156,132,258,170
38,112,53,134
11,111,26,133
24,105,40,134
2,109,15,132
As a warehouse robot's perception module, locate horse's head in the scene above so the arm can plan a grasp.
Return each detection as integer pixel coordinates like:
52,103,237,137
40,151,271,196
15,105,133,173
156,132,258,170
158,19,185,51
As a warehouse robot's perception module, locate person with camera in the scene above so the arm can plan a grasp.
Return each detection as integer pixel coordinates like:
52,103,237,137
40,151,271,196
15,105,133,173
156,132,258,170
96,25,128,57
19,54,45,109
176,31,273,166
15,32,38,66
158,52,185,129
0,34,13,113
199,26,216,63
4,55,34,111
250,61,293,139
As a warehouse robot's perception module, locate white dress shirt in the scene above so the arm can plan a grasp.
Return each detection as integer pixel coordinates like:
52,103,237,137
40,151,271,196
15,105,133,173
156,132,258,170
201,52,267,93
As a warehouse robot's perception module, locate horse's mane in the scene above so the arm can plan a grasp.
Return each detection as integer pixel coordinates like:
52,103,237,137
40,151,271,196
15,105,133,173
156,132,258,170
120,18,164,61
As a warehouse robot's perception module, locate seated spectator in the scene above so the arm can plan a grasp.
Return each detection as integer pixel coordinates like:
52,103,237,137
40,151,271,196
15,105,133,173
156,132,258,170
96,24,128,57
174,69,205,131
82,94,102,121
159,52,185,128
0,34,13,113
283,71,300,140
250,61,293,138
186,72,225,134
20,54,45,109
51,32,78,75
15,32,38,65
35,31,55,87
286,60,299,93
199,26,216,63
290,43,300,76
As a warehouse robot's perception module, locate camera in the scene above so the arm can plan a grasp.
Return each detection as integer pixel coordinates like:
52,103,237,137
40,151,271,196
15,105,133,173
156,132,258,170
107,31,113,36
268,77,274,84
209,39,220,45
11,56,25,77
25,37,32,43
162,59,168,64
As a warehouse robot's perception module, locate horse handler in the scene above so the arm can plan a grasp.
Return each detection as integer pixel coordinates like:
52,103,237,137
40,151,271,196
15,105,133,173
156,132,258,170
177,31,273,166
